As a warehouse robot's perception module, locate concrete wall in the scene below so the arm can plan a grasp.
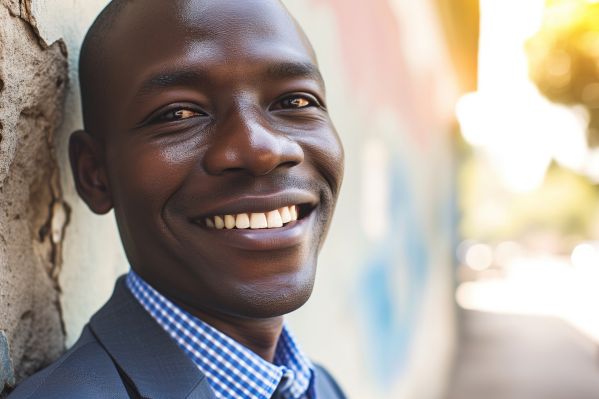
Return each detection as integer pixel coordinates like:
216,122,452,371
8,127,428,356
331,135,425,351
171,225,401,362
0,1,459,398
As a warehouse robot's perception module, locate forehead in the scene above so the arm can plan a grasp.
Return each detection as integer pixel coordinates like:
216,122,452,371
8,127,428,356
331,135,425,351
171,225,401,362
105,0,315,75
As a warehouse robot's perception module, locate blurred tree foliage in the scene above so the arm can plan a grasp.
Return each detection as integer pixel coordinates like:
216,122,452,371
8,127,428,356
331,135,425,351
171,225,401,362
460,157,599,242
527,0,599,145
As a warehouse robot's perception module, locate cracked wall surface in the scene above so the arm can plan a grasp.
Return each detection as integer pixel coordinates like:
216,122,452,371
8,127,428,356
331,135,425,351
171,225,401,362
0,0,68,395
0,1,128,396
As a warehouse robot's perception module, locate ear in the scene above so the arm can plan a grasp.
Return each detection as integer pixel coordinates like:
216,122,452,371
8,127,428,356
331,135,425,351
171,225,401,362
69,130,113,214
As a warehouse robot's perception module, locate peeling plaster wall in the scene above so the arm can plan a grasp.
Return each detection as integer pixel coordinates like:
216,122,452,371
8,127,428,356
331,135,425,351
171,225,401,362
0,0,68,393
27,0,129,351
0,1,127,396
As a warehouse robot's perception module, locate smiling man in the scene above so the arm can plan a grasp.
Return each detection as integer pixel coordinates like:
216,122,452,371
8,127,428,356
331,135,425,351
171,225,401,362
8,0,345,398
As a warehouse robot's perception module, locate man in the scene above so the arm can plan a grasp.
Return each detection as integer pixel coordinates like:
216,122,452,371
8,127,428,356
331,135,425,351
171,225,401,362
8,0,345,398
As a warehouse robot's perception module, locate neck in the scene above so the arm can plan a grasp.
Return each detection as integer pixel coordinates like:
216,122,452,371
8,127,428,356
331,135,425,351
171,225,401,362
177,302,284,362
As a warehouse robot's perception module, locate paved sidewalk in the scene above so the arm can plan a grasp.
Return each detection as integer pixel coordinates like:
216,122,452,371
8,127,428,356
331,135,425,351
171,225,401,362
445,309,599,399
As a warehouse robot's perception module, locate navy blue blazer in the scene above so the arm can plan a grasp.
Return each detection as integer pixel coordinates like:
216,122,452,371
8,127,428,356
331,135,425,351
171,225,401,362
8,277,346,398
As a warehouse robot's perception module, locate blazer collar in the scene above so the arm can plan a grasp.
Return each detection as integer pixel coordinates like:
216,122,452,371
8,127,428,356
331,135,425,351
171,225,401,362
89,276,344,399
89,276,216,399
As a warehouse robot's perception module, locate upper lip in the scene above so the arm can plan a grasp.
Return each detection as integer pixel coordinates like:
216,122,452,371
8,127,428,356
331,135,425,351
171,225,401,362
189,189,319,220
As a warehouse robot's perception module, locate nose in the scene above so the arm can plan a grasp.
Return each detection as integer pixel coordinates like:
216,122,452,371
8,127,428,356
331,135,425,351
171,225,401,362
202,106,304,176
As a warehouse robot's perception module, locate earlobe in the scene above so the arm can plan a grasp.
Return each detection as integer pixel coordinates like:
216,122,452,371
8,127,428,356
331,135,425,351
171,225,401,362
69,130,113,214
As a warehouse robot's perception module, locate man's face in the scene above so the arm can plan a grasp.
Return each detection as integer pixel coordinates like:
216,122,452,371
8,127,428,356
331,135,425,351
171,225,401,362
83,0,343,318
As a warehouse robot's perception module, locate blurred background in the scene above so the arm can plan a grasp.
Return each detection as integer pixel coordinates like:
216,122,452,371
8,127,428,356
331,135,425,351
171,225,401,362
449,0,599,398
3,0,599,398
288,0,599,398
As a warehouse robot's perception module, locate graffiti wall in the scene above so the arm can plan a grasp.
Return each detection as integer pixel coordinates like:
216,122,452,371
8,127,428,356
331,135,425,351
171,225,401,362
284,1,460,398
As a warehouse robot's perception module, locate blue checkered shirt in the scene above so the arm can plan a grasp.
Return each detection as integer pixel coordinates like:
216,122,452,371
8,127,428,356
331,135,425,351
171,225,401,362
126,270,315,399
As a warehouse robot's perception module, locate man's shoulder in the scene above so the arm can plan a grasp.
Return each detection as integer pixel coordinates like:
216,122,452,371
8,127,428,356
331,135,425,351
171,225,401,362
7,327,131,399
9,277,212,399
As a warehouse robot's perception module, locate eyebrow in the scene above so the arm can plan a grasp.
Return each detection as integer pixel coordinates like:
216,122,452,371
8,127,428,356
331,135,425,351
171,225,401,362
135,61,324,99
266,61,324,84
136,69,209,97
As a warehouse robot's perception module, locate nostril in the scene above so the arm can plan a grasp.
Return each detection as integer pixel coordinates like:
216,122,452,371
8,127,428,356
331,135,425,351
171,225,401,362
202,123,304,176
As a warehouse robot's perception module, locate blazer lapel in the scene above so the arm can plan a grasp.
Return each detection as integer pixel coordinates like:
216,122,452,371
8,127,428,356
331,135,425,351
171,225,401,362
89,276,216,399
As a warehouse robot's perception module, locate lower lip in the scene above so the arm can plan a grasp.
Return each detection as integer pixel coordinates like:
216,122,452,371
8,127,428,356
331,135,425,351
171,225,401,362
193,210,316,251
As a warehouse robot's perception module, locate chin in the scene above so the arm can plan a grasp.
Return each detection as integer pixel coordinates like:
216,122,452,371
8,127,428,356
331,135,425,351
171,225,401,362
232,268,317,318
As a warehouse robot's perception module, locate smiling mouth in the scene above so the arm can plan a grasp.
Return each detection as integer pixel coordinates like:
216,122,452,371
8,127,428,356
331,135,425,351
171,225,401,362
201,204,314,230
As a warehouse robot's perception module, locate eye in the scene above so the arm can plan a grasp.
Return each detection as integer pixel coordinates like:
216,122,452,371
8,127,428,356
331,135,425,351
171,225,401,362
272,94,321,110
145,106,206,125
157,108,202,122
281,96,312,108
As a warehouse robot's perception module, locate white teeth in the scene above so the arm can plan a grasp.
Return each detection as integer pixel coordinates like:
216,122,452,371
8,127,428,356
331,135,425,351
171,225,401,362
235,213,250,229
267,210,283,228
224,215,236,229
280,207,292,223
205,205,303,229
250,213,268,229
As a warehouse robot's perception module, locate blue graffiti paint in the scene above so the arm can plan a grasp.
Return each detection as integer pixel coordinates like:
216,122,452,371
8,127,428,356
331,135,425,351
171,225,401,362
357,154,431,388
0,330,15,390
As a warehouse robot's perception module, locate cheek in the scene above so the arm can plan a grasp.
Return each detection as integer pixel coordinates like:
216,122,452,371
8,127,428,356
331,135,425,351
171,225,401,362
111,140,199,208
323,132,344,185
302,128,344,194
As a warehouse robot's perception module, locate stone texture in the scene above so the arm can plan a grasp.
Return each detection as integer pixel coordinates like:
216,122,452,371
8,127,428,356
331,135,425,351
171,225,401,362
0,0,69,396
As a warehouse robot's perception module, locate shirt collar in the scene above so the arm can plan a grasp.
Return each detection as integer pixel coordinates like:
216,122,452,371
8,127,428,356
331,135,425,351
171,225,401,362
126,270,314,399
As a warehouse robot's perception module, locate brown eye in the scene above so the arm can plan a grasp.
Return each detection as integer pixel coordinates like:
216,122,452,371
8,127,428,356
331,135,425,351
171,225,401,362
167,109,200,121
280,96,313,109
154,108,202,123
174,109,200,119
